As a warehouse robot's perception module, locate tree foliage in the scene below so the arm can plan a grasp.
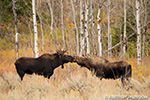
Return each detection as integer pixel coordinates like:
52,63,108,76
0,0,150,57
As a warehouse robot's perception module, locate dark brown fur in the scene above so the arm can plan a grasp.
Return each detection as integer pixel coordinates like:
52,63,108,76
14,50,74,80
74,56,132,85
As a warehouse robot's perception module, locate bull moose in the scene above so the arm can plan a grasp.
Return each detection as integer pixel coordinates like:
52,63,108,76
14,49,74,80
74,56,132,85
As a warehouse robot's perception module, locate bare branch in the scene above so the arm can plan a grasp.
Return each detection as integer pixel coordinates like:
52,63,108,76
103,21,150,54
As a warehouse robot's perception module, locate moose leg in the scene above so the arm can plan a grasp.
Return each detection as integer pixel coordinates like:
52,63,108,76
61,64,64,69
126,77,134,89
126,77,131,83
96,71,103,80
17,71,25,81
124,68,133,89
121,76,131,90
43,71,49,78
15,65,25,81
125,69,132,84
48,71,54,79
121,76,126,86
99,77,103,80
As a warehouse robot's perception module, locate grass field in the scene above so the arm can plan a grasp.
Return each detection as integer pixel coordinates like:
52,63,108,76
0,63,150,100
0,49,150,100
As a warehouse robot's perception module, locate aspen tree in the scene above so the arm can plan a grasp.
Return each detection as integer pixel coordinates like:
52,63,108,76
84,0,90,55
107,0,112,58
97,5,102,57
80,0,85,56
71,0,79,55
123,0,127,56
136,0,141,65
12,0,19,59
32,0,39,58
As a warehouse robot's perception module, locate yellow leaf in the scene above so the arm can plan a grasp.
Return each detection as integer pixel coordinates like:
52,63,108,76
66,18,69,22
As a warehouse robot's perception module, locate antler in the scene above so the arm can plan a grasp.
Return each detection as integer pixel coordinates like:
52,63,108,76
56,49,67,55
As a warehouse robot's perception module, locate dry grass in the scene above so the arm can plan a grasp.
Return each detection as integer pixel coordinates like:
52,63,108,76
0,65,150,100
0,49,150,100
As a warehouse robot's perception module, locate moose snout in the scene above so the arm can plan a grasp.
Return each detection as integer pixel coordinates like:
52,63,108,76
72,56,77,62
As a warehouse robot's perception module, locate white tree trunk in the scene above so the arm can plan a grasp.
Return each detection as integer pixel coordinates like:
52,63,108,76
15,33,19,58
97,5,102,57
32,0,39,58
50,1,53,36
12,0,19,59
85,1,90,55
46,0,53,36
142,0,147,58
123,0,126,56
71,0,79,55
90,0,96,54
107,0,112,58
61,0,65,49
136,0,141,65
80,0,85,56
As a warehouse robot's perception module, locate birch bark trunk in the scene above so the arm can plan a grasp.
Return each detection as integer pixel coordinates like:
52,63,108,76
71,0,79,55
12,0,19,60
32,0,39,58
97,5,102,57
90,0,96,54
46,0,53,36
61,0,65,49
50,1,53,36
85,1,90,55
107,0,112,58
80,0,85,56
123,0,127,56
136,0,141,65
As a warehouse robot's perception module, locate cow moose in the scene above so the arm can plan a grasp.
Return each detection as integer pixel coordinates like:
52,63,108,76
14,49,74,81
73,56,132,86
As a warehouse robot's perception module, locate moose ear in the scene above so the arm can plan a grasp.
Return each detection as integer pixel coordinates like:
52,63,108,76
56,49,67,55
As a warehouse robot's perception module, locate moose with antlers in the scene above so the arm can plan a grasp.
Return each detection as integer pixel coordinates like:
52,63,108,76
14,49,74,80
